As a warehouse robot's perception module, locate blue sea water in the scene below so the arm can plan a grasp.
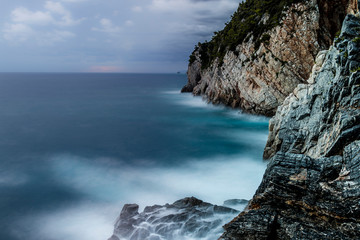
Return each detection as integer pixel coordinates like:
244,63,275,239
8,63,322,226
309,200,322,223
0,73,269,240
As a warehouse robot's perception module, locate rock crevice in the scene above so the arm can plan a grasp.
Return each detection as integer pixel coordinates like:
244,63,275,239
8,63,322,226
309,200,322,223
221,14,360,239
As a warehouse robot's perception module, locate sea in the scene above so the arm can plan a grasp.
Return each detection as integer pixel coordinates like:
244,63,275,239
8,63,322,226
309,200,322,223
0,73,269,240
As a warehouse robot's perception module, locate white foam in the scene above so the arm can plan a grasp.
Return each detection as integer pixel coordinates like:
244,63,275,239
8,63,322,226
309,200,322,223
162,91,270,124
14,202,117,240
219,130,269,148
225,110,269,122
179,96,212,109
162,91,217,110
16,154,267,240
162,90,182,95
49,154,267,206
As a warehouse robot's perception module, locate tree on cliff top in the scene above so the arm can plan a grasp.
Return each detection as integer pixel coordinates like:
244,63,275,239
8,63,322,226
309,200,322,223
189,0,306,69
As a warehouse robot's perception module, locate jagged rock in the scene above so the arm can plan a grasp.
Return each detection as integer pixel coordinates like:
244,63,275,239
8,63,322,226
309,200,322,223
223,199,248,207
264,13,360,160
108,197,238,240
181,50,202,92
120,204,139,219
183,0,357,116
221,14,360,240
108,236,120,240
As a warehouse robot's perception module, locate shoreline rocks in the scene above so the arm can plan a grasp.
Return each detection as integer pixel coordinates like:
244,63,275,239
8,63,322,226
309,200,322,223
108,197,240,240
220,14,360,239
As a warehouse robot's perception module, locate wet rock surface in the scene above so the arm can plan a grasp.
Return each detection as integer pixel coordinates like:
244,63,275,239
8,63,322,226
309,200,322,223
183,0,357,116
221,14,360,240
108,197,239,240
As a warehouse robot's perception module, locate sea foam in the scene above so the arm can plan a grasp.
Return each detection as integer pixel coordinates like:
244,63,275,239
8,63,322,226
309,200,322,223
16,153,267,240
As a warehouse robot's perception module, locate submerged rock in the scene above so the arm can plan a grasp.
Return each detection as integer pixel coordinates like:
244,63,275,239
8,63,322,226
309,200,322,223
108,197,238,240
221,14,360,239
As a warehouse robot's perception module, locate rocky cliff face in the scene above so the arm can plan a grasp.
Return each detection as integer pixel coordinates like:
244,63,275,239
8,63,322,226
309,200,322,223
221,14,360,239
183,0,357,116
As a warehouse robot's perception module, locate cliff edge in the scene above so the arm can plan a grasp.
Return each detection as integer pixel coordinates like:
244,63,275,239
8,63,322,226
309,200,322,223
182,0,357,116
221,14,360,239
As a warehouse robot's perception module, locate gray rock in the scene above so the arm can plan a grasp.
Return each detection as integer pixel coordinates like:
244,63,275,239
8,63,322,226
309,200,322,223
181,50,202,93
108,236,120,240
221,14,360,240
120,204,139,219
108,197,238,240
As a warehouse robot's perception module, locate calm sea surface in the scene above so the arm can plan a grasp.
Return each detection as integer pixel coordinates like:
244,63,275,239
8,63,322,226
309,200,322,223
0,73,268,240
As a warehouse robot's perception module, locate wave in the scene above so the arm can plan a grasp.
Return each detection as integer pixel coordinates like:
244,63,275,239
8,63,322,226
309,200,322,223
219,130,268,148
14,202,117,240
161,90,182,95
161,91,217,109
49,154,267,206
224,110,269,122
14,153,267,240
161,90,270,124
176,96,212,109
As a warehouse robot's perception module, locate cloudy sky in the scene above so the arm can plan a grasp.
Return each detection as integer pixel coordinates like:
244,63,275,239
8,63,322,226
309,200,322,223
0,0,239,73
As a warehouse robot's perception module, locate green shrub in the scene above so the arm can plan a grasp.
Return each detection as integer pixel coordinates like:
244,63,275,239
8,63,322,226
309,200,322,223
189,0,306,69
352,36,360,43
189,54,196,64
335,30,341,38
351,66,360,72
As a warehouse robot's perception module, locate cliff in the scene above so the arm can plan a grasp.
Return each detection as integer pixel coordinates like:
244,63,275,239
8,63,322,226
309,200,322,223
182,0,357,116
220,14,360,239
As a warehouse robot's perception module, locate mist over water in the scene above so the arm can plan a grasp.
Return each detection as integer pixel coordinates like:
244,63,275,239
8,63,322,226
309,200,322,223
0,73,269,240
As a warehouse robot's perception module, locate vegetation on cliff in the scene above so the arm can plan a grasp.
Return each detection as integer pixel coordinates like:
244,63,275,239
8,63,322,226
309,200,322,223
190,0,307,69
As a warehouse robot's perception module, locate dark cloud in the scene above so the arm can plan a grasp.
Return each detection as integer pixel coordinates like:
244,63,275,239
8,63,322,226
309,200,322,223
0,0,240,72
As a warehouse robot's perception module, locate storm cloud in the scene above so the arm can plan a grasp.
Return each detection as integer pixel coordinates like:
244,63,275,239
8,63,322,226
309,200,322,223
0,0,239,72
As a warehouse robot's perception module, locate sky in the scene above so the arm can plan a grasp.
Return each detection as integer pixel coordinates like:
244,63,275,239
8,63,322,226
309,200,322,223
0,0,240,73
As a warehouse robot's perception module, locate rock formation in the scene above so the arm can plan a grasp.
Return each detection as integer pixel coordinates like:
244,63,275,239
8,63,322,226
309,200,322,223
182,0,357,116
108,197,239,240
220,14,360,239
109,2,360,240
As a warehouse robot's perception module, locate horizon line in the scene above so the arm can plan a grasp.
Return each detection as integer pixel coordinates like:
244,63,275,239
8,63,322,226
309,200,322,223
0,71,187,74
